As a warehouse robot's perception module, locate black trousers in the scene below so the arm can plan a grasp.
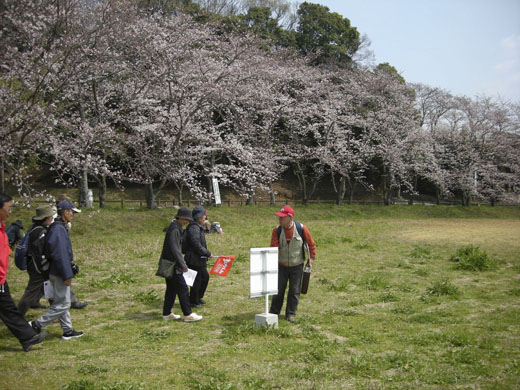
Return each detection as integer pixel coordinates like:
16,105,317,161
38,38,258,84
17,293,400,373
18,264,80,315
0,281,36,345
189,263,209,304
17,263,45,316
270,263,304,317
163,273,191,316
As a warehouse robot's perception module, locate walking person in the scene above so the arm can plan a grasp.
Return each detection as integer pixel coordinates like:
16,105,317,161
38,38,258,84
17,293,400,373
269,206,316,323
17,205,54,316
161,208,202,322
184,206,212,308
6,219,24,249
30,200,83,340
54,195,87,310
0,192,47,351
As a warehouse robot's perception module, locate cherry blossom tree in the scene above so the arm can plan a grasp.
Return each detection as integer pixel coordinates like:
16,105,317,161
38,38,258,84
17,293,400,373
362,69,421,205
0,0,84,196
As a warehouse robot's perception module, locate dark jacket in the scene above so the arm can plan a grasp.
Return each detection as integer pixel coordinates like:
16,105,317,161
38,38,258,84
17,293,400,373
160,220,187,271
45,217,74,280
6,222,23,249
184,221,211,268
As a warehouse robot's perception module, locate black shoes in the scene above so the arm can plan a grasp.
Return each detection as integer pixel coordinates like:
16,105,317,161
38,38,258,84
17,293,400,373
71,301,88,309
30,303,47,309
62,330,83,340
22,330,47,352
190,299,206,308
29,320,42,334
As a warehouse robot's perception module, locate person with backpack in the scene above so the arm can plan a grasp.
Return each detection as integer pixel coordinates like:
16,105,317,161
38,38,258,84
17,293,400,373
53,194,87,310
184,205,212,308
17,205,54,316
269,206,316,323
6,219,24,249
0,192,47,351
30,200,83,340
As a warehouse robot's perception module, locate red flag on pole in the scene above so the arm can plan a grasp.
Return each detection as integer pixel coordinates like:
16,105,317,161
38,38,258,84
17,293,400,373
209,256,235,276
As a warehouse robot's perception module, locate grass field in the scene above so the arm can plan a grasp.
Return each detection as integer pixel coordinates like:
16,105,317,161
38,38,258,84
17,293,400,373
1,204,520,390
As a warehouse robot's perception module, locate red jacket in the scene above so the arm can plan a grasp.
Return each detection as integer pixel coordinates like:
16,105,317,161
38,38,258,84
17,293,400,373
0,222,12,285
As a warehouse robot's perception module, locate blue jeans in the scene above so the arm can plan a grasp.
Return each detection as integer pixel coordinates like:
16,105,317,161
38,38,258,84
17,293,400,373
270,263,304,317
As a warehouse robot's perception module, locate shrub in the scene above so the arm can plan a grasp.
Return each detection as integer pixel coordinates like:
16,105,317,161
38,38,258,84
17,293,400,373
450,245,496,271
426,279,459,297
410,245,432,259
134,289,160,305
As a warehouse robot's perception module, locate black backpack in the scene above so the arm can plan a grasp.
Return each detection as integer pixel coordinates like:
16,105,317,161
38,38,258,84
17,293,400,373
14,231,30,270
28,225,50,278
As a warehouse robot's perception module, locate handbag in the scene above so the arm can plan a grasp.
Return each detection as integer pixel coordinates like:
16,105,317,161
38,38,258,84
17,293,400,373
155,258,175,279
301,264,311,294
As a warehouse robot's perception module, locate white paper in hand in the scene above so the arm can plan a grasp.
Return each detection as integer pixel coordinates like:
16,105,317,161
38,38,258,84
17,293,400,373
183,268,197,287
43,280,54,299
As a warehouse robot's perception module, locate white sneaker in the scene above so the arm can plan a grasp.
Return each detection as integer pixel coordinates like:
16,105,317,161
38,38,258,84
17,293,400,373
184,313,203,322
162,313,181,321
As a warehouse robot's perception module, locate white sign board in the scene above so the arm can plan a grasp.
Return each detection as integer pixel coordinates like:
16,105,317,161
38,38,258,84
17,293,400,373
212,177,221,205
250,247,278,298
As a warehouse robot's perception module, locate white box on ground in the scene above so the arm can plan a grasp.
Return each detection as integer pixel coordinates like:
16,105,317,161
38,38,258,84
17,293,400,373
255,313,278,329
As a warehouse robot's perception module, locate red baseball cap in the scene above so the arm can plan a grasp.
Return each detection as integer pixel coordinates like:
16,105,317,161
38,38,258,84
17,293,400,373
275,206,294,218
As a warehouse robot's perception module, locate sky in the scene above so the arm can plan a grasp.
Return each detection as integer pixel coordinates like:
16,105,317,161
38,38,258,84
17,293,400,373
312,0,520,102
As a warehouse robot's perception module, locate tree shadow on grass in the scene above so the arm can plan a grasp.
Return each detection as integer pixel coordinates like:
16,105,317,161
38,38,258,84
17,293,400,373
0,345,24,352
219,311,261,326
125,310,158,322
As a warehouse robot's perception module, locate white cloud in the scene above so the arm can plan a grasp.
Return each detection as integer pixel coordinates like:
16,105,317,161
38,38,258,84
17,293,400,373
500,34,520,50
494,59,516,70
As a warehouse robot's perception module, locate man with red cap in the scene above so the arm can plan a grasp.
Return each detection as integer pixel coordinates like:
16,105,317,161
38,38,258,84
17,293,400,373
269,205,316,323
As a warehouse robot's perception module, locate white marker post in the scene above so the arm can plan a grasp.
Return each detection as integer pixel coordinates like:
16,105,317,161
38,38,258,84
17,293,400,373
250,247,279,329
212,177,221,206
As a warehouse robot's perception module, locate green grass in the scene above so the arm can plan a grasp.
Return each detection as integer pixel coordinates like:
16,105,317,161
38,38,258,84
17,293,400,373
2,204,520,390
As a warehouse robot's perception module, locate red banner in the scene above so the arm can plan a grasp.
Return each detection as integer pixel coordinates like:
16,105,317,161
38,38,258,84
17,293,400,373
209,256,235,276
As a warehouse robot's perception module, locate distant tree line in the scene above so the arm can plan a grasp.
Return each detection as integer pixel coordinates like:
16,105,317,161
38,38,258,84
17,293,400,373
1,0,519,208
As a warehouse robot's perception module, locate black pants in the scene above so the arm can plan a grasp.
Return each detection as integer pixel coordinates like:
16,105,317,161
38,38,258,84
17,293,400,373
18,266,80,314
270,263,304,317
17,263,45,316
0,281,36,345
163,272,191,316
189,263,209,305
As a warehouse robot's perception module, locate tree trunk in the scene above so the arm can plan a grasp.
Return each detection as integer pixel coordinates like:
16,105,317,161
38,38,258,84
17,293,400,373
246,194,254,205
383,187,391,206
462,191,470,206
382,171,391,206
174,181,184,206
436,187,441,205
348,179,356,205
269,183,276,206
98,175,106,209
207,175,214,205
0,156,4,193
336,176,346,205
145,182,157,209
78,168,88,207
294,162,308,205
